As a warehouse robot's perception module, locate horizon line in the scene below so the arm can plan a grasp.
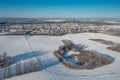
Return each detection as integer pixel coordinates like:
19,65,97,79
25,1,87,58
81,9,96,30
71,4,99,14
0,17,120,19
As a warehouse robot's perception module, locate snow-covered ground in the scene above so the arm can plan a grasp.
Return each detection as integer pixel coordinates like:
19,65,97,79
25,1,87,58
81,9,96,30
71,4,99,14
0,33,120,80
68,51,80,55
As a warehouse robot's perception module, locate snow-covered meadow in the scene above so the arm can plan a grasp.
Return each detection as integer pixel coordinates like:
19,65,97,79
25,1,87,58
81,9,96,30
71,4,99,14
0,33,120,80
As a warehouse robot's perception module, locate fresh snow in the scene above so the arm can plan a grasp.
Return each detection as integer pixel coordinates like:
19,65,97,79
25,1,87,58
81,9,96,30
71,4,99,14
0,33,120,80
68,51,80,55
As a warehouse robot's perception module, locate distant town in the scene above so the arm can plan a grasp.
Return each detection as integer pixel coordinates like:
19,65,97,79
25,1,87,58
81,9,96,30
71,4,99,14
0,18,120,36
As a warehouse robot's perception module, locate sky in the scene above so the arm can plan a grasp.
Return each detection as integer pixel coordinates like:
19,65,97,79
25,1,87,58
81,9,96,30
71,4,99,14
0,0,120,18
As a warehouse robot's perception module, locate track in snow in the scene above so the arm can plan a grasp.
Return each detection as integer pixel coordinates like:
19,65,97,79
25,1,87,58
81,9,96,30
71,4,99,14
24,35,42,70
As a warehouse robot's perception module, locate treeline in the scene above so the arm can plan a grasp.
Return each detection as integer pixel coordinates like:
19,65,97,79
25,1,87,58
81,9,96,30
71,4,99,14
0,58,40,80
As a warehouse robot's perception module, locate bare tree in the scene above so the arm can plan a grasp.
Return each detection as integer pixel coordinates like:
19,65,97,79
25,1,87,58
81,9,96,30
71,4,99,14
3,52,7,59
30,59,33,72
0,54,2,62
4,67,8,79
16,61,20,75
7,66,11,78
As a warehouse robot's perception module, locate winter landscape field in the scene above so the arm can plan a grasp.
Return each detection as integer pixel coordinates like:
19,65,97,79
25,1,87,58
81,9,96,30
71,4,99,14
0,0,120,80
0,33,120,80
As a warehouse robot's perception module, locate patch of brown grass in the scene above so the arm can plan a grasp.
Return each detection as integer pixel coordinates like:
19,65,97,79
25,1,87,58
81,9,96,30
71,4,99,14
89,39,105,42
107,47,120,52
70,50,113,68
53,40,113,70
90,38,120,52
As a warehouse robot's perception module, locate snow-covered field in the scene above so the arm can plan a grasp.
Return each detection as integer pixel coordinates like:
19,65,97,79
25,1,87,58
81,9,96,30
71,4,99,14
0,33,120,80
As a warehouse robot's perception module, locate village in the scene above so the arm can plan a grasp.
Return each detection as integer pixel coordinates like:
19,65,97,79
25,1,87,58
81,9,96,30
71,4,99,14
0,21,120,36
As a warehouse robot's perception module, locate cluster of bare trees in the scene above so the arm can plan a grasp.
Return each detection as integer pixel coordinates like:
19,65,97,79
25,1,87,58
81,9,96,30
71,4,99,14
54,40,113,70
0,52,11,68
0,59,40,80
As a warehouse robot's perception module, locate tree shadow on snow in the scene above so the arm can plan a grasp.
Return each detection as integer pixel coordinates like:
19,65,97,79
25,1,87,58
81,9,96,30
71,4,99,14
41,58,60,70
10,50,61,70
11,50,50,64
